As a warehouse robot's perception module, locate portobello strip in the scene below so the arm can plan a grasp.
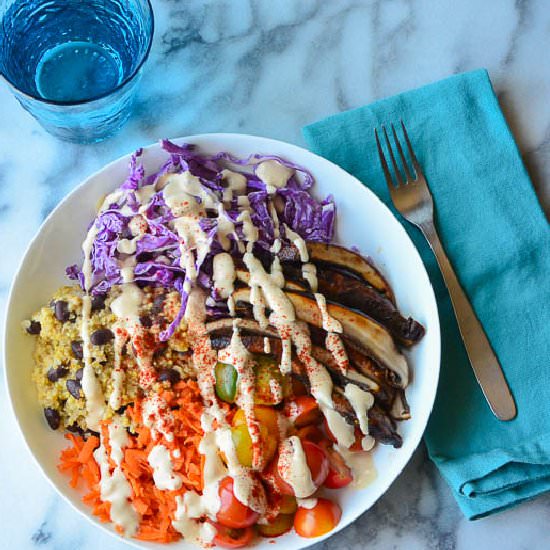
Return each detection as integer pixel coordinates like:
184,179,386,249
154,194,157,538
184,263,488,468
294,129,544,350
231,287,409,388
278,242,395,303
237,263,423,347
282,264,424,347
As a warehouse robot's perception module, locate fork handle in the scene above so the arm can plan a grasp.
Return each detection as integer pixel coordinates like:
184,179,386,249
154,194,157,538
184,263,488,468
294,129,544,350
419,221,517,421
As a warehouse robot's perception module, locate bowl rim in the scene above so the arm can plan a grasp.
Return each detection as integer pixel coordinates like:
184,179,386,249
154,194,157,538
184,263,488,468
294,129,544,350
3,132,441,549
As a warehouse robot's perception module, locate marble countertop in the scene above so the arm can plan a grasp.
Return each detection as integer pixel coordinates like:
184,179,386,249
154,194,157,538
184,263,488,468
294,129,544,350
1,1,549,549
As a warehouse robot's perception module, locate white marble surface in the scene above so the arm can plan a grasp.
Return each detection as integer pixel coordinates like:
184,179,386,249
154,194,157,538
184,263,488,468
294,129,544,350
1,1,549,549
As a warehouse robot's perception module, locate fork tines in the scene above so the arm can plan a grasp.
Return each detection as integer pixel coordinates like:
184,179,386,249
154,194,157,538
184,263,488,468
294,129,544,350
375,121,422,188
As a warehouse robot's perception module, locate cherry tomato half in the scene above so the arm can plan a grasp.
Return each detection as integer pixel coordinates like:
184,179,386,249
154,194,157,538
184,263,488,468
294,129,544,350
300,440,329,488
294,498,342,538
284,396,321,428
216,477,259,529
264,453,294,495
322,446,353,489
213,523,254,548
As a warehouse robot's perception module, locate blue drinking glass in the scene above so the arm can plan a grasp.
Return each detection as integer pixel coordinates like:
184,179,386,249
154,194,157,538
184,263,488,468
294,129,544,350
0,0,154,143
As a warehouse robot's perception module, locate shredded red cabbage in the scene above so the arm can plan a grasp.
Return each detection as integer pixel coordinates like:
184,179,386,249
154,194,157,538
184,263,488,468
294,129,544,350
69,140,335,340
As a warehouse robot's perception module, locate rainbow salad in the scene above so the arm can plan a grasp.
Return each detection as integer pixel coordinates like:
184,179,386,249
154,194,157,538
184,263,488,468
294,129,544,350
25,141,425,547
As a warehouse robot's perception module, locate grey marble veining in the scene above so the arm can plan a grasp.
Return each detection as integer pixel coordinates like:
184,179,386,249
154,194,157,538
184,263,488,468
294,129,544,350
1,1,549,549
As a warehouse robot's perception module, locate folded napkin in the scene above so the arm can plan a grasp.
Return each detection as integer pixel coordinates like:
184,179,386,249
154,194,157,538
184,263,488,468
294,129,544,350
303,69,550,520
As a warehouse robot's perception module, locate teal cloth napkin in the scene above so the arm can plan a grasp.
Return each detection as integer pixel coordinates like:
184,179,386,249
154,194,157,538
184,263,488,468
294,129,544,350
302,69,550,520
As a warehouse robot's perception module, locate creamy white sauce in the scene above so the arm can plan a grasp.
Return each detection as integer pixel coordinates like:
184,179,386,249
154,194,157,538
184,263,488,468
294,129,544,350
256,160,294,194
335,444,377,488
237,210,258,252
148,444,183,491
227,295,236,317
80,296,105,430
278,436,316,498
172,495,217,545
221,169,247,196
297,498,318,509
250,284,268,329
321,404,356,448
284,224,308,262
128,215,148,236
344,384,375,450
325,332,348,373
111,285,143,319
263,337,271,355
244,253,295,324
212,252,235,299
280,337,292,374
117,237,139,255
94,417,139,536
216,204,237,251
314,293,343,333
142,393,174,442
302,262,318,292
135,184,156,207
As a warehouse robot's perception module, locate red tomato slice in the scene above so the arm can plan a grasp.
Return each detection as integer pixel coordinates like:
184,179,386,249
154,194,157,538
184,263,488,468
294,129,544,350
323,446,353,489
301,440,329,488
294,498,342,538
284,396,321,428
264,454,294,496
216,477,259,529
213,523,254,548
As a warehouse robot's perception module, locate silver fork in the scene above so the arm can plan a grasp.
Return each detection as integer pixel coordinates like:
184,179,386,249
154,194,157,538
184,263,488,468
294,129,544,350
375,122,517,421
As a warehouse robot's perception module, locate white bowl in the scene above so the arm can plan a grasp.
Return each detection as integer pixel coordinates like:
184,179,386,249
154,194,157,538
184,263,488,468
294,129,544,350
4,134,440,549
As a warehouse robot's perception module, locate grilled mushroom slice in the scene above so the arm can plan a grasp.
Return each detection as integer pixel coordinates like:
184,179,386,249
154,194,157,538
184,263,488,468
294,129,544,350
279,242,394,303
231,288,409,388
282,263,424,347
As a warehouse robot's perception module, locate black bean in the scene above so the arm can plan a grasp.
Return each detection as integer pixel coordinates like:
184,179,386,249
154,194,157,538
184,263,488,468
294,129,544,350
71,340,84,360
46,366,69,383
26,320,41,335
115,404,128,415
46,368,58,383
75,368,84,381
66,379,82,399
158,368,181,384
44,408,60,430
90,328,114,346
151,294,165,315
91,293,106,311
54,300,70,322
140,315,152,328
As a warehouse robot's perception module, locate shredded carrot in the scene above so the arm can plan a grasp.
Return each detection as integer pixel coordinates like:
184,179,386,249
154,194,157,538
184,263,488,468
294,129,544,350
57,379,206,543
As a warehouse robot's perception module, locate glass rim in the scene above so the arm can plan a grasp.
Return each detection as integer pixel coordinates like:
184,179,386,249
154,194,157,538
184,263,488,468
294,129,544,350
0,0,155,107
